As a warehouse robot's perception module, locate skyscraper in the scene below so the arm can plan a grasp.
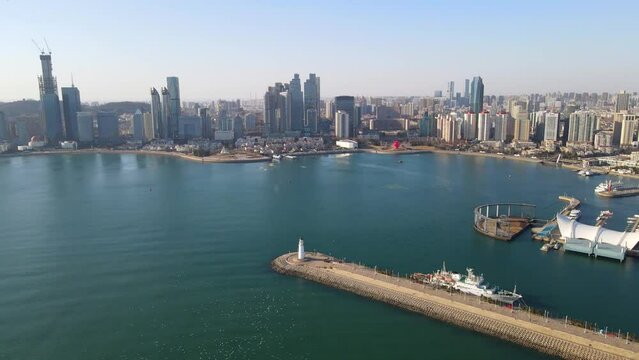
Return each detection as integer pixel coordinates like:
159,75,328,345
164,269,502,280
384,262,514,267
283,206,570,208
615,90,630,112
166,77,181,139
335,110,350,138
161,87,170,139
61,85,81,140
286,74,304,132
38,53,63,144
447,81,455,106
304,73,320,134
264,83,287,136
133,109,145,141
335,96,355,136
470,76,484,114
544,112,560,141
199,108,211,138
96,111,119,143
150,88,162,139
464,79,470,103
76,111,95,142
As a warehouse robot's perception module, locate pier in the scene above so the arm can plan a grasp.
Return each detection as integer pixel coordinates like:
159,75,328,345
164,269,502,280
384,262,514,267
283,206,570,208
473,203,536,240
273,252,639,360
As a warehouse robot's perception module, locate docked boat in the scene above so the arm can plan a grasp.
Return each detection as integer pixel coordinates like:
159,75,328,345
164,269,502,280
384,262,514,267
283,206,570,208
568,209,581,220
578,169,594,176
553,242,561,250
272,154,282,160
411,263,522,304
540,243,551,252
285,155,296,159
595,180,623,193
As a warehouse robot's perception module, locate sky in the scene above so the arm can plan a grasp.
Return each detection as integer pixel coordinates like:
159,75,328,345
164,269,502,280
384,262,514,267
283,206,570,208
1,0,638,102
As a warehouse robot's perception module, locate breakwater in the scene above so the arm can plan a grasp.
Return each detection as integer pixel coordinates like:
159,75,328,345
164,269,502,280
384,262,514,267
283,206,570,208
272,252,638,360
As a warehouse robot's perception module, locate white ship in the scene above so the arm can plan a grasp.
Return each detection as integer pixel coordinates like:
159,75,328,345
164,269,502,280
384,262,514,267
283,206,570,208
595,180,623,193
578,169,594,176
412,264,523,304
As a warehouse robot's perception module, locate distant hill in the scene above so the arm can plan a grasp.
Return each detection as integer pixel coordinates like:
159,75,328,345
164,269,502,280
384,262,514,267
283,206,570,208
93,102,150,114
0,100,150,118
0,100,40,117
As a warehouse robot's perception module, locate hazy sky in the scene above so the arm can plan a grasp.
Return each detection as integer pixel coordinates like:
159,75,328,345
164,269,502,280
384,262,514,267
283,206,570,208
1,0,637,102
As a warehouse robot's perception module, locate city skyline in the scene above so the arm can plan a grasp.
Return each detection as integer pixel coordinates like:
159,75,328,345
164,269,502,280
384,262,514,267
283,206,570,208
1,0,638,102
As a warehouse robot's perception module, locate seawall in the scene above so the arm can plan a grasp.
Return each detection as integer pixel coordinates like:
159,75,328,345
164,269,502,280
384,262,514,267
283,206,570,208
272,252,638,360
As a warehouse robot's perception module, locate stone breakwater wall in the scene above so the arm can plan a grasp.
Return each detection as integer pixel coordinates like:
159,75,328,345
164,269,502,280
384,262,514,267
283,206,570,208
272,255,635,360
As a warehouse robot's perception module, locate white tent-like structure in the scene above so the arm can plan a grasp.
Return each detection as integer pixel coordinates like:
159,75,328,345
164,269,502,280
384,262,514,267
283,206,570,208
556,213,639,261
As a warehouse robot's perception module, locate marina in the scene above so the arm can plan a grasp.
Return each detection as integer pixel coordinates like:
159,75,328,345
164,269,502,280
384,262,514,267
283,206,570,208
273,244,639,360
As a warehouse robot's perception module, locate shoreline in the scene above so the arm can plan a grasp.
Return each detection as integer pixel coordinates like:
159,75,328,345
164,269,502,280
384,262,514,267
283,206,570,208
6,147,639,181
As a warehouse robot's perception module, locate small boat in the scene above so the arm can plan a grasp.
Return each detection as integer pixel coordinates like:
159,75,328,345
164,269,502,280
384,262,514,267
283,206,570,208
285,155,296,159
578,169,594,176
568,209,581,220
553,242,561,250
540,243,551,252
272,154,282,160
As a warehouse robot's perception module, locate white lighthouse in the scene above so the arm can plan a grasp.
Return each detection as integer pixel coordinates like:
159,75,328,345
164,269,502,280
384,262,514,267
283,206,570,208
297,237,305,261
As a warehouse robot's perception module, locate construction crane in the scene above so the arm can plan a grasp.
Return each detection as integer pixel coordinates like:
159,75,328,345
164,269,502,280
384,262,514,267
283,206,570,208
43,38,51,54
31,39,45,54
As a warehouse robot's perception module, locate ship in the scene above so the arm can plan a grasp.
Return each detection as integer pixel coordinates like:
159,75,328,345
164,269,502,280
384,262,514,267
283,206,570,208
568,209,581,221
578,168,594,176
594,180,623,193
595,180,639,198
411,263,523,304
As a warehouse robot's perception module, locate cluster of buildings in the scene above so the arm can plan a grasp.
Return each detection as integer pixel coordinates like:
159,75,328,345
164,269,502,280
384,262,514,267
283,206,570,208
1,50,638,159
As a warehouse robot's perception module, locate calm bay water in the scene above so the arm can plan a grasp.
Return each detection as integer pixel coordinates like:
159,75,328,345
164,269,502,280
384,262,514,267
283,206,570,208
0,152,637,359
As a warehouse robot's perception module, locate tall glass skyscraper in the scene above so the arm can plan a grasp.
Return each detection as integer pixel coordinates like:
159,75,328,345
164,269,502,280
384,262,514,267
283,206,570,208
304,74,320,134
286,74,304,132
335,96,355,136
150,88,162,139
470,76,484,114
166,77,181,139
61,85,81,140
264,83,287,135
161,87,170,139
38,53,63,143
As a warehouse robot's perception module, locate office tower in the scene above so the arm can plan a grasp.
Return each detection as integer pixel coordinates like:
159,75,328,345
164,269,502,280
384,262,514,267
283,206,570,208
76,111,95,142
37,53,64,144
244,113,257,131
150,88,162,138
464,79,470,103
61,85,81,140
477,112,490,141
233,115,244,139
544,112,560,141
447,81,455,105
434,90,443,98
325,100,335,120
512,105,529,142
462,112,475,139
199,108,210,138
335,110,350,138
143,112,154,141
304,73,320,134
286,74,304,132
335,96,355,136
619,113,637,146
470,76,484,114
615,90,630,112
567,111,597,144
0,112,7,141
264,83,287,135
419,112,432,137
96,111,119,142
161,87,170,139
166,77,180,138
133,109,145,141
179,115,203,139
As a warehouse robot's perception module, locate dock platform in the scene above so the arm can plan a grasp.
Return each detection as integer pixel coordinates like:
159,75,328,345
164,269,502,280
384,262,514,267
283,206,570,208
273,252,639,360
